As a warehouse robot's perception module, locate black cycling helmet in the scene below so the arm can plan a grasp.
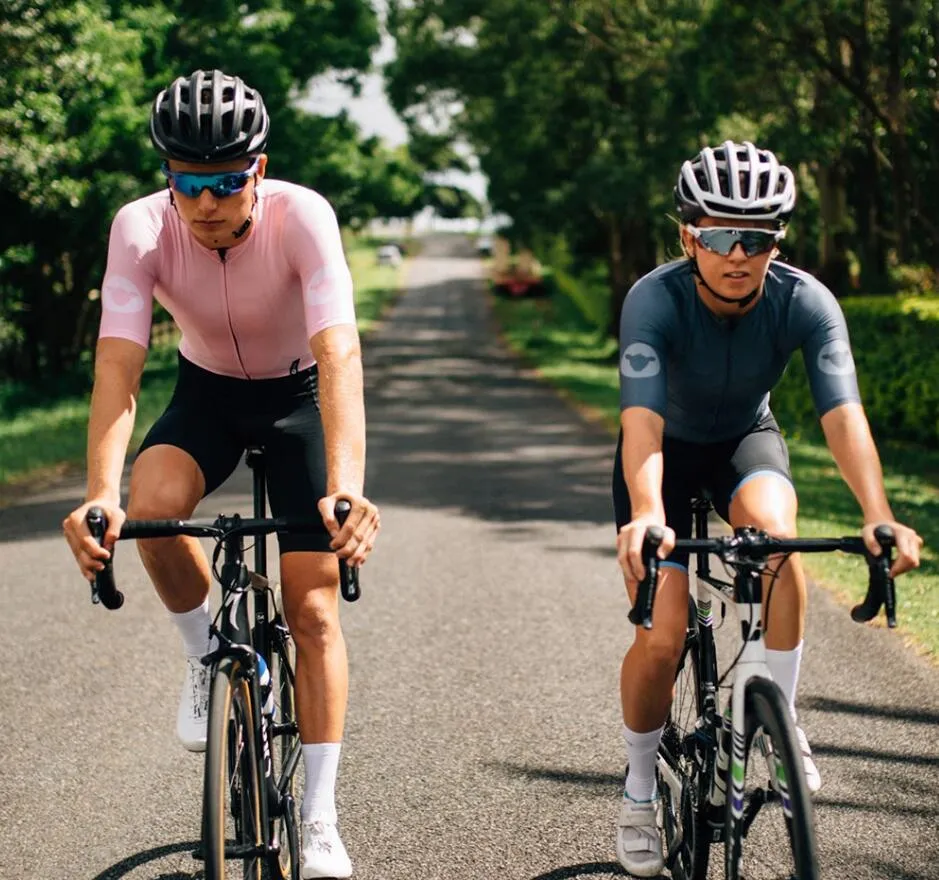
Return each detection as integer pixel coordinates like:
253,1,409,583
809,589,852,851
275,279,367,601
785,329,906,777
149,69,270,162
674,140,795,227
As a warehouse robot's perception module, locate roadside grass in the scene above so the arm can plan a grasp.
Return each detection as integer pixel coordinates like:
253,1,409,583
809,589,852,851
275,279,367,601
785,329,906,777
0,236,407,491
492,292,939,662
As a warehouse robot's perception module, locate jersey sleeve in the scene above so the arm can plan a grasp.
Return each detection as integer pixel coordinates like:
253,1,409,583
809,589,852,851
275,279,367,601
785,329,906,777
97,203,157,348
283,191,356,340
792,276,861,416
618,275,671,416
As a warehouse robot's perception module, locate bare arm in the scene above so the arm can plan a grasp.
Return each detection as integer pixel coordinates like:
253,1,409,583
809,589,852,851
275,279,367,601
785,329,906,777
312,324,365,496
620,406,666,521
617,406,674,581
310,323,379,564
87,338,148,502
63,337,146,578
821,402,922,574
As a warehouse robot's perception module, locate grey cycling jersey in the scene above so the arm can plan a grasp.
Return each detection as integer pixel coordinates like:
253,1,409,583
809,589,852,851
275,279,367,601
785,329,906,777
618,260,860,442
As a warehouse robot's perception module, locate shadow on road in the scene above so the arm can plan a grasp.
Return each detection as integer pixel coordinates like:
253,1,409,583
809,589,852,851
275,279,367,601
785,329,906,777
364,275,615,527
485,761,621,792
815,795,939,819
89,840,202,879
813,742,939,768
528,862,629,879
801,695,939,726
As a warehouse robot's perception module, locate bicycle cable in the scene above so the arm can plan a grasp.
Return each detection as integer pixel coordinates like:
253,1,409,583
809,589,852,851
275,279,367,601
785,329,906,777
716,551,792,689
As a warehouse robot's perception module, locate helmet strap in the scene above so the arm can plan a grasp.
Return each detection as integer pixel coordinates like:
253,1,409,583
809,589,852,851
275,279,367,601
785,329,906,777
232,190,258,240
690,259,760,310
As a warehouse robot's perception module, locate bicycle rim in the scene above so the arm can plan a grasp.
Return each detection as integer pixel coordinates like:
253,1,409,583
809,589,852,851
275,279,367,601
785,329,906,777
204,658,264,880
725,677,820,880
659,597,713,880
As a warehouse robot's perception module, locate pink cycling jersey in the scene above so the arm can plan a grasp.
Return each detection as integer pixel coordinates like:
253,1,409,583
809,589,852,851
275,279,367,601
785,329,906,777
98,179,356,379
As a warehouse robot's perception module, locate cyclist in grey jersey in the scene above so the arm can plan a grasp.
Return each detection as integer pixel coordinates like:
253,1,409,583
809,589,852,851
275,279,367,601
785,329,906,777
612,141,922,878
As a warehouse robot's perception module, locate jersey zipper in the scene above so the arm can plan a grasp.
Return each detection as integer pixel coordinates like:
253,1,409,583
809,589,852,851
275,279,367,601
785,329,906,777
218,248,250,378
710,321,734,434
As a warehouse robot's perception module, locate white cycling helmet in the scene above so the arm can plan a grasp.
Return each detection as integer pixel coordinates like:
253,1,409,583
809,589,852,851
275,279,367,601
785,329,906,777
674,140,796,226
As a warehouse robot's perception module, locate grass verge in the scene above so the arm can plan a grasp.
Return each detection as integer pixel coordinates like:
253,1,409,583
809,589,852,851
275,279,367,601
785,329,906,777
492,291,939,662
0,235,407,493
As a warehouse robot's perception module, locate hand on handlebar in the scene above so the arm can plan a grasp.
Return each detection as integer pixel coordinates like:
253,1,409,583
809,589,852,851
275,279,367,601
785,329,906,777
318,492,380,567
862,520,922,577
62,498,125,581
617,515,675,583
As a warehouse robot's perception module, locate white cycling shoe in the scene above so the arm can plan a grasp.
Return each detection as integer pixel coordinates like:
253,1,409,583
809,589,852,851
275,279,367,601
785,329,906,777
301,818,353,879
796,726,822,793
616,795,664,878
757,725,821,794
176,655,209,752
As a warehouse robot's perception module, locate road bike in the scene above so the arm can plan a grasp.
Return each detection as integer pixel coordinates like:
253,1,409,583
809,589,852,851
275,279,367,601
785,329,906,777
86,447,360,880
630,497,897,880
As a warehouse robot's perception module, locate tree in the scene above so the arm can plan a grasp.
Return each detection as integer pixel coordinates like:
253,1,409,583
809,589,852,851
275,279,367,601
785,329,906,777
0,0,386,381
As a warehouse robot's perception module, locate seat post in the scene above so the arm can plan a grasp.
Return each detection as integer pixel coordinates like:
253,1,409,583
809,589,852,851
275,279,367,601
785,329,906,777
244,447,267,576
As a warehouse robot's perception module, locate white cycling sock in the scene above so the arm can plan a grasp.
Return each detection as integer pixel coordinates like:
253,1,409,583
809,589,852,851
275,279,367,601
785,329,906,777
623,723,664,802
169,598,212,658
301,742,341,823
765,641,804,720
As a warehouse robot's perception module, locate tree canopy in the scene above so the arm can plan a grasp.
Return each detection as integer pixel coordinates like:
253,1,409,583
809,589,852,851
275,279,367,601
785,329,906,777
0,0,443,381
387,0,939,331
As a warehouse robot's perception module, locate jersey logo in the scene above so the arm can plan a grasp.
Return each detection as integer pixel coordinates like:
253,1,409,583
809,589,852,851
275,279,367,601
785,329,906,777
620,342,661,378
817,340,855,376
101,276,145,314
305,267,336,306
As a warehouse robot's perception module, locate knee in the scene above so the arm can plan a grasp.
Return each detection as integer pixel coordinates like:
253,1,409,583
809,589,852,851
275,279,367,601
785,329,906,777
743,511,796,539
289,592,341,652
127,487,194,520
633,627,685,673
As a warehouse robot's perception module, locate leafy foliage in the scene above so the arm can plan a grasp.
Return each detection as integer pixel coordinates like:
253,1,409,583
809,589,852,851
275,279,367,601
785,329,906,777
387,0,939,332
0,0,445,382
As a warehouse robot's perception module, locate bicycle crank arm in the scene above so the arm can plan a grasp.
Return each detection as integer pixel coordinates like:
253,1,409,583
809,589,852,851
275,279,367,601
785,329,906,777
740,787,769,837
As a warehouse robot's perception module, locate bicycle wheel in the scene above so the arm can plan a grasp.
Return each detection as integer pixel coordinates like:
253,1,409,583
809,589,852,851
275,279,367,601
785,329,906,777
204,657,265,880
268,601,300,880
725,676,820,880
658,597,715,880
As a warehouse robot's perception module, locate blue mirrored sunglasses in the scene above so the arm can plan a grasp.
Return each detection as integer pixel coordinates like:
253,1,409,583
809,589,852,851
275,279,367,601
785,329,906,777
161,158,260,198
687,225,785,257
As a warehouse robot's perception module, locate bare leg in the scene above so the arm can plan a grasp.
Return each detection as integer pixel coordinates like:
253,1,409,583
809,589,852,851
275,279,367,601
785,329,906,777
127,444,211,613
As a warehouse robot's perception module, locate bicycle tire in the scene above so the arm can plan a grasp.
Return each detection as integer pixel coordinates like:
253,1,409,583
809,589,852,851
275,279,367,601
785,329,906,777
659,596,715,880
725,676,820,880
204,658,265,880
268,599,300,880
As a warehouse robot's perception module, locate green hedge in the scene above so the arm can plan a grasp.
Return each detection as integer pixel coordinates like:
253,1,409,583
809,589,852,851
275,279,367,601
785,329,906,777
771,296,939,448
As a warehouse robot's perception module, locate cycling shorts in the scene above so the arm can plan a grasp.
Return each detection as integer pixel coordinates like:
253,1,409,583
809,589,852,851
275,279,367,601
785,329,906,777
138,353,331,553
612,411,793,569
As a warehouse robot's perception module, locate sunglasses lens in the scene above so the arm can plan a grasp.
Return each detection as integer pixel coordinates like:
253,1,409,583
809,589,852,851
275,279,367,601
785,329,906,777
165,170,251,198
739,230,778,256
697,228,777,256
697,229,738,256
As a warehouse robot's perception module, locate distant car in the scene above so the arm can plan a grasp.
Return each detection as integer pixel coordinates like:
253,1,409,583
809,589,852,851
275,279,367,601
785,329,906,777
377,243,403,267
476,235,494,257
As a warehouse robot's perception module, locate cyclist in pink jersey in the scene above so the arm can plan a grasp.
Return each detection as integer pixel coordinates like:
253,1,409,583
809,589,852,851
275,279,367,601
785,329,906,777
62,69,377,878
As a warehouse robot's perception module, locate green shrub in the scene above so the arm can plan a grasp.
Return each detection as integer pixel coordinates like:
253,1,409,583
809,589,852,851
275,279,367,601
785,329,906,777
772,295,939,448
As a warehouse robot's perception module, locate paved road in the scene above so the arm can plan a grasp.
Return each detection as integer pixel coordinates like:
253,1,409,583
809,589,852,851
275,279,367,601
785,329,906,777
1,235,937,880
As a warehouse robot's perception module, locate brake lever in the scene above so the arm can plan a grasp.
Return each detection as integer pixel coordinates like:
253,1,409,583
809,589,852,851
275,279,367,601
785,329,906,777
334,500,361,602
85,507,125,610
627,526,664,630
851,525,896,628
